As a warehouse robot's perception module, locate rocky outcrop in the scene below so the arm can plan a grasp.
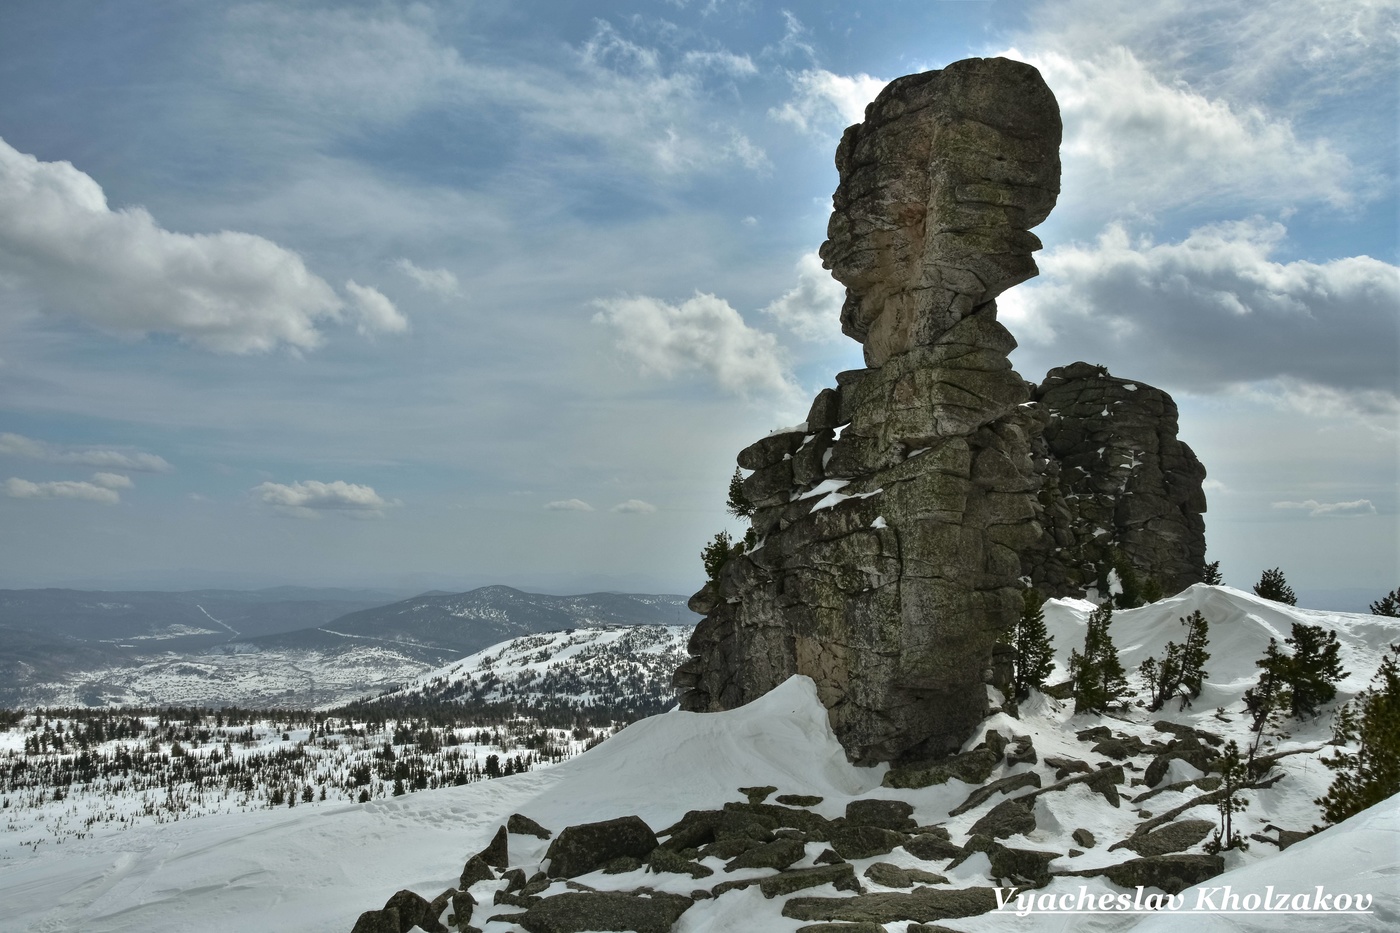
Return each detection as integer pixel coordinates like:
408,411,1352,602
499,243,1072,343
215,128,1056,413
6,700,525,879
1023,362,1208,598
674,56,1063,765
673,56,1208,765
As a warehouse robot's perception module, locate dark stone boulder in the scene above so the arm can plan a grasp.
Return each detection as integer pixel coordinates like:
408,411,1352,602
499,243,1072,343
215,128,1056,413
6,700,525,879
760,864,862,898
1071,828,1095,848
544,816,659,879
845,799,917,831
782,886,999,924
949,771,1041,817
1120,819,1214,856
509,813,553,839
829,825,907,860
516,891,693,933
459,854,495,889
884,748,999,789
904,833,964,861
967,798,1035,839
864,862,948,888
725,837,806,872
646,846,714,879
478,826,509,870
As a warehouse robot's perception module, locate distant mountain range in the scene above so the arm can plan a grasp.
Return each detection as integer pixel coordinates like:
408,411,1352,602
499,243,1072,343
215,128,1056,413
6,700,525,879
0,585,698,708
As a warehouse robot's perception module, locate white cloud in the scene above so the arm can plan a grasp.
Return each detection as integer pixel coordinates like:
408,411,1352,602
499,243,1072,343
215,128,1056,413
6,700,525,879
395,259,462,298
762,251,845,342
1006,47,1354,213
345,280,409,335
0,136,358,353
91,472,133,489
770,68,888,132
5,478,120,505
1000,219,1399,406
544,499,595,512
0,433,173,472
253,480,393,519
221,8,767,179
1272,499,1378,517
611,499,657,514
592,292,798,399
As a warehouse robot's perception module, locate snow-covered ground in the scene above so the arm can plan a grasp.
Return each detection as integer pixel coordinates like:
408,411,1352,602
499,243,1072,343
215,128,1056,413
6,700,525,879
0,585,1395,932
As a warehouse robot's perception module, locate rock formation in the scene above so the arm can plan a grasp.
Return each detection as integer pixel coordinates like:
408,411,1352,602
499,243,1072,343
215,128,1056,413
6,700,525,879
674,57,1062,764
672,56,1207,765
1023,363,1208,599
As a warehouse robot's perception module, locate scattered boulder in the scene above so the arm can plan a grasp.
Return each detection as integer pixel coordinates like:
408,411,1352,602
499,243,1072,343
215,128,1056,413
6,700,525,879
949,771,1041,817
967,798,1035,839
777,794,825,807
904,833,964,862
725,837,806,872
509,813,553,839
796,924,888,933
1100,854,1224,895
864,862,948,888
740,785,778,803
884,748,999,789
782,886,1000,924
759,864,862,898
478,826,509,870
543,816,659,879
988,846,1060,889
459,854,495,889
1071,828,1096,849
846,799,916,831
514,891,693,933
646,846,714,879
1119,819,1214,857
829,825,907,860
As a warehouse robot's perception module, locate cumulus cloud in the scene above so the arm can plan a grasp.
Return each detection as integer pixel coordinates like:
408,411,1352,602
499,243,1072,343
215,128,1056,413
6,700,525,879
253,480,394,519
544,499,595,512
0,136,366,353
770,68,888,132
345,280,408,335
0,432,173,472
5,477,120,505
762,251,845,342
611,499,657,514
593,292,798,399
395,259,462,298
1272,499,1378,517
91,472,133,489
1006,47,1354,213
999,219,1399,406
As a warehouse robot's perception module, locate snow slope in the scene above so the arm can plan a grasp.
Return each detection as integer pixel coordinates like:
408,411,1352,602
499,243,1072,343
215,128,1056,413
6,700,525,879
1,586,1396,933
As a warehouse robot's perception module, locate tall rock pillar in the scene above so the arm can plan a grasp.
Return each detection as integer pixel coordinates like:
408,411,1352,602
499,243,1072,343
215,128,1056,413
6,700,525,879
674,58,1062,764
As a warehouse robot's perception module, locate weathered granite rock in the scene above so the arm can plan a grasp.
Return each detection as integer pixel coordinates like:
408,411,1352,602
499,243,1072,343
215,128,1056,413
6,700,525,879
1022,363,1208,597
674,57,1061,765
782,886,999,924
1120,819,1215,856
459,854,495,889
478,826,509,870
509,813,553,840
864,862,949,888
543,816,658,879
967,797,1035,839
846,798,917,831
515,891,693,933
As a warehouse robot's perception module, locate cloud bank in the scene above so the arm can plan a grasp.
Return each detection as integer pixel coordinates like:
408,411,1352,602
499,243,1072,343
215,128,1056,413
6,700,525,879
0,433,172,473
253,480,393,519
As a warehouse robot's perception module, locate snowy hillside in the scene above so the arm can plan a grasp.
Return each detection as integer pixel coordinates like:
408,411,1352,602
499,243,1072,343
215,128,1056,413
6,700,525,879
0,585,1395,933
378,624,692,711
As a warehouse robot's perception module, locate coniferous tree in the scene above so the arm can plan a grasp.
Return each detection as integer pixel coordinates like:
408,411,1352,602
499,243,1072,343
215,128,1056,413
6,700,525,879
1254,567,1297,605
1069,604,1128,714
1370,588,1400,618
1204,740,1250,853
1202,561,1222,586
726,468,755,520
1317,644,1400,824
1140,610,1211,711
1012,588,1055,701
700,531,736,584
1284,623,1348,717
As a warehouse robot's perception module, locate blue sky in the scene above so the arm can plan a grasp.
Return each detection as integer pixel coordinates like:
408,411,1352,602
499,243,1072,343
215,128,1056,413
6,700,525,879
0,0,1395,606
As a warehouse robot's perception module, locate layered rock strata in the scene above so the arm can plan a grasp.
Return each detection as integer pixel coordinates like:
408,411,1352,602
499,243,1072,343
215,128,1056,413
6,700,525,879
674,57,1062,764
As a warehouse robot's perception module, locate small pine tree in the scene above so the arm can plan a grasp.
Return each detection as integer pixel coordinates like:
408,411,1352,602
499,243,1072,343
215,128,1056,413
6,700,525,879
1370,588,1400,618
1012,588,1055,701
1140,610,1212,712
1244,638,1290,765
726,468,755,520
1204,740,1250,853
1202,561,1222,586
1069,603,1128,714
701,530,737,584
1284,623,1348,718
1317,644,1400,824
1254,567,1297,605
1111,559,1145,610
